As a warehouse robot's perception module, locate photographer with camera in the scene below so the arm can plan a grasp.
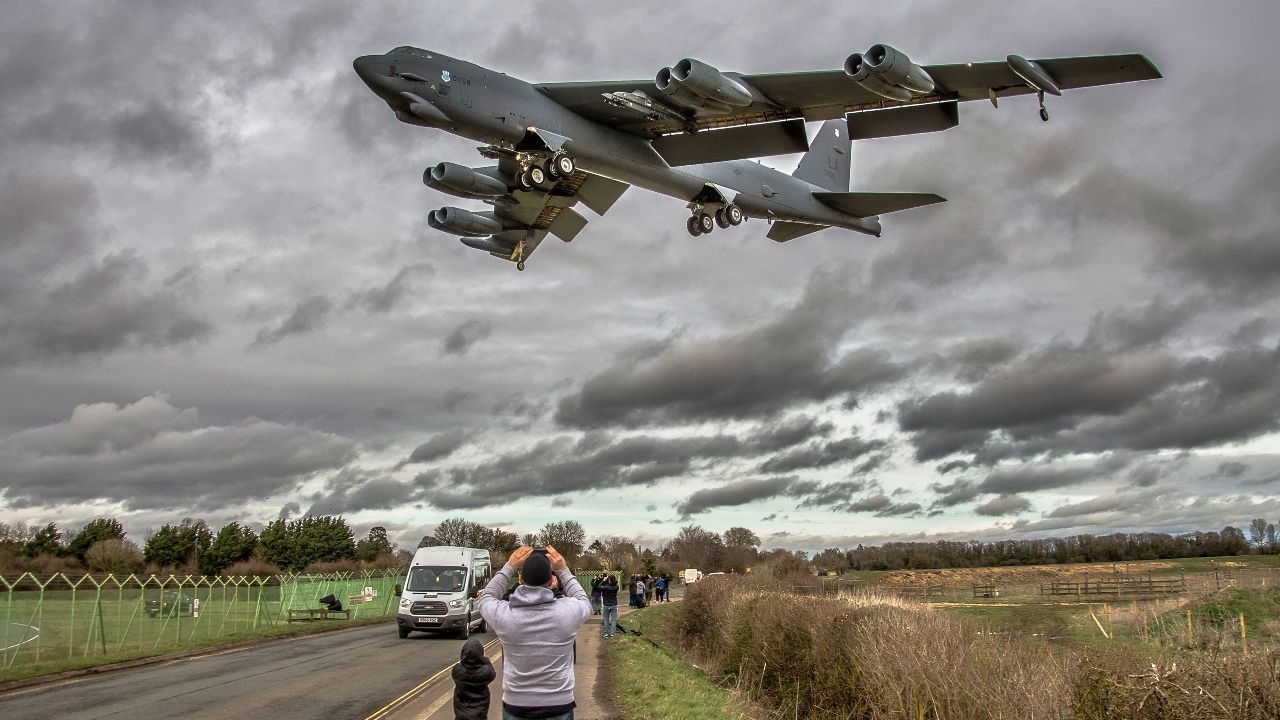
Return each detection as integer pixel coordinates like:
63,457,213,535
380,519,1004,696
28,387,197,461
478,545,591,720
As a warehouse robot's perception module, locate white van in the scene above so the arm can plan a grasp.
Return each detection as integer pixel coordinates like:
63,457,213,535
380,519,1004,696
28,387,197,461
394,546,492,639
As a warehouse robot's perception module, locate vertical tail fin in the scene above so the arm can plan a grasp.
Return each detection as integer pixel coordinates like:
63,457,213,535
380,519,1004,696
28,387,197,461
792,119,850,192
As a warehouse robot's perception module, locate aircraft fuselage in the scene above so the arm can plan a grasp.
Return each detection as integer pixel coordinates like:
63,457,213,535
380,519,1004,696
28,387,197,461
353,49,880,236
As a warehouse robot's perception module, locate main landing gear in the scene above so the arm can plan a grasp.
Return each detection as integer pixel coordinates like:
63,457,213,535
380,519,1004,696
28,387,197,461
687,203,743,236
515,151,576,191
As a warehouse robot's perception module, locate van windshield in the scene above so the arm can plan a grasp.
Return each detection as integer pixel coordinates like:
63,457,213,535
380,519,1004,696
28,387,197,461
406,565,468,593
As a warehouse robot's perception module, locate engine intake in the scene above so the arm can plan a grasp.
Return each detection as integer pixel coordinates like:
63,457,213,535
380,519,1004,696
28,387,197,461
428,207,503,237
844,44,935,102
655,58,753,113
423,162,508,199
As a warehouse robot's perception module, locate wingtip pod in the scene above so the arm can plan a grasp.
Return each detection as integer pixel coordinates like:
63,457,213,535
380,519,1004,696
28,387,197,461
1006,55,1061,96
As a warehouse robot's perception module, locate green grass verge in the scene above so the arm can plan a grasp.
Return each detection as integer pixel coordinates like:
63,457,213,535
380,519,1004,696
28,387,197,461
606,604,755,720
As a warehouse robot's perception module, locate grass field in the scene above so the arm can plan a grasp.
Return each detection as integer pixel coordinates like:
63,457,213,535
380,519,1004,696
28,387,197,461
0,573,402,682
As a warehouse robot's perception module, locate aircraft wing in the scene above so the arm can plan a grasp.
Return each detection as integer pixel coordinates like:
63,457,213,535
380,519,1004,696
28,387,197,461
535,53,1160,148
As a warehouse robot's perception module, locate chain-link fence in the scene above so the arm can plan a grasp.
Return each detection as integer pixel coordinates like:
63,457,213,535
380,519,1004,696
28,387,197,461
0,569,404,678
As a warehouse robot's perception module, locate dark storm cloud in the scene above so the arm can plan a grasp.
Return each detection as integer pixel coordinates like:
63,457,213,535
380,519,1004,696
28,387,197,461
1083,297,1197,351
251,295,333,347
900,340,1280,463
745,415,834,453
675,477,796,517
346,264,433,314
928,478,980,508
758,436,887,474
0,250,212,366
555,270,907,428
418,433,744,510
839,494,922,517
401,430,468,466
441,319,493,356
794,480,868,508
0,394,356,511
974,494,1032,517
978,466,1094,495
305,469,412,516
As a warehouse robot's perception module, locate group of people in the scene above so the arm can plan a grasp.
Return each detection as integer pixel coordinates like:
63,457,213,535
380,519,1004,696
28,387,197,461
457,549,682,720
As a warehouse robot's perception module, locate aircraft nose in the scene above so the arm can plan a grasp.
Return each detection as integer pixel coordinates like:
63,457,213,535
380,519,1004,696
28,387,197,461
353,55,398,94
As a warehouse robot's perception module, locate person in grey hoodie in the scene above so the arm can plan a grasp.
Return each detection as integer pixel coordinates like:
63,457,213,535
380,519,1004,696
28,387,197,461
478,545,591,720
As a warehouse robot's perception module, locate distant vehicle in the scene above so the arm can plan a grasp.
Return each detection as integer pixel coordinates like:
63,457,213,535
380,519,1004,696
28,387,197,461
394,546,491,639
146,591,194,618
705,572,726,579
682,568,702,585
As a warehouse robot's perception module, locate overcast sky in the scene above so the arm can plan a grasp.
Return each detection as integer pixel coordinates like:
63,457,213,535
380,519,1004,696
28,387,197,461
2,1,1278,555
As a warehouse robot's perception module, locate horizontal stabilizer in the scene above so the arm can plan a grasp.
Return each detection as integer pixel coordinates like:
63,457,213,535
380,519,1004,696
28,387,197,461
652,119,809,166
813,191,945,218
846,102,959,140
767,221,827,243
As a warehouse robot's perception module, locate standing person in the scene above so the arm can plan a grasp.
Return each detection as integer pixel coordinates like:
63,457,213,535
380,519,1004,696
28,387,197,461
589,573,603,615
478,545,591,720
451,637,496,720
599,573,619,637
633,576,647,608
644,576,655,606
654,575,666,603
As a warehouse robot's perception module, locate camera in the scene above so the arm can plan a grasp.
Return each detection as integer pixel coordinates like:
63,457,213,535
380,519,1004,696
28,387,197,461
532,546,548,557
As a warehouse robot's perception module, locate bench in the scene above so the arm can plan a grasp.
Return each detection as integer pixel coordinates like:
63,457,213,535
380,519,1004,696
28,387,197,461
287,607,352,622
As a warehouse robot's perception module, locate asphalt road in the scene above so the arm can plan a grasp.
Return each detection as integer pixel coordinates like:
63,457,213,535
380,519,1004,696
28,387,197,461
0,622,476,720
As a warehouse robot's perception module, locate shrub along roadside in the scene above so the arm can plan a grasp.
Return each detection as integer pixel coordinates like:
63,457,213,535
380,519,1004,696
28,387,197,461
603,603,757,720
674,577,1280,720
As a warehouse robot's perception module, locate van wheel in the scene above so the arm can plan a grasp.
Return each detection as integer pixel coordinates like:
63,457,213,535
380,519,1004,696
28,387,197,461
398,626,411,639
477,618,487,634
459,619,470,640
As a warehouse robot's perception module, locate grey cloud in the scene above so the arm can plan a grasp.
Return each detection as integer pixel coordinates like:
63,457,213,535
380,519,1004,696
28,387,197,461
442,319,493,356
839,494,923,517
676,477,796,517
252,295,332,347
1083,296,1196,351
794,480,869,508
745,415,834,453
974,494,1032,517
979,466,1094,495
928,478,980,508
556,270,906,428
306,470,413,516
347,264,432,314
402,430,468,466
0,394,357,511
759,436,886,474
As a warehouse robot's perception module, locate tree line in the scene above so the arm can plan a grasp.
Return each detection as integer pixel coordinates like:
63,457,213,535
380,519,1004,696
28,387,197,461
811,525,1264,573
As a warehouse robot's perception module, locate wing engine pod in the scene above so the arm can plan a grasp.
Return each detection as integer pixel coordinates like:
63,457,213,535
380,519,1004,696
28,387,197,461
844,44,935,101
656,58,753,112
428,206,503,237
424,162,508,199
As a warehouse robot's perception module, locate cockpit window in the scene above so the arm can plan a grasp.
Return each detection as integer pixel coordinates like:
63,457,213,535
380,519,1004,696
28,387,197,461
389,46,432,59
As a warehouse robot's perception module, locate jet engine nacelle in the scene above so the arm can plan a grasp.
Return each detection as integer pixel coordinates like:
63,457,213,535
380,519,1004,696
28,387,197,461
844,44,935,102
428,206,503,237
655,58,753,112
423,162,508,199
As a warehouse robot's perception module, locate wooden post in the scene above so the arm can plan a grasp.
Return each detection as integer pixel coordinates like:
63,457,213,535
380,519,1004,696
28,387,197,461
1241,612,1247,655
1187,608,1193,643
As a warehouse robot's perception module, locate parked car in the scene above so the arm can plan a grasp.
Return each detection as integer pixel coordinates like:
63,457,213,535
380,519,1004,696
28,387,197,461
146,591,195,618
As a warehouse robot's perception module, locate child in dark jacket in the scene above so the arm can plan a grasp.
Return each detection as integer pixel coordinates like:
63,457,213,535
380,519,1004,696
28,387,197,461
451,637,495,720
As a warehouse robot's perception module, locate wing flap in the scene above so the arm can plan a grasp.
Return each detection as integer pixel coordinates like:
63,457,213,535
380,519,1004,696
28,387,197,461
547,207,589,242
846,101,959,140
575,173,629,216
813,192,946,218
651,119,809,166
767,221,827,243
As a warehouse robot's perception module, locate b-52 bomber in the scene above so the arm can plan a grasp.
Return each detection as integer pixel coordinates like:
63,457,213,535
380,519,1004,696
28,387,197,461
354,44,1160,270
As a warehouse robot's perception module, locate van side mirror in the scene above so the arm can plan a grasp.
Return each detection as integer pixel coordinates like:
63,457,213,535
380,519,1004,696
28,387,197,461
393,584,402,597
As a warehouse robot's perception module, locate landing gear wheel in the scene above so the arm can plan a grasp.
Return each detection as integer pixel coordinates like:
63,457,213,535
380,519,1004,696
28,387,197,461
517,170,535,191
687,216,703,237
715,207,731,229
527,164,547,186
697,212,714,234
1039,107,1050,122
517,260,526,271
726,204,744,226
398,626,410,639
549,153,575,178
